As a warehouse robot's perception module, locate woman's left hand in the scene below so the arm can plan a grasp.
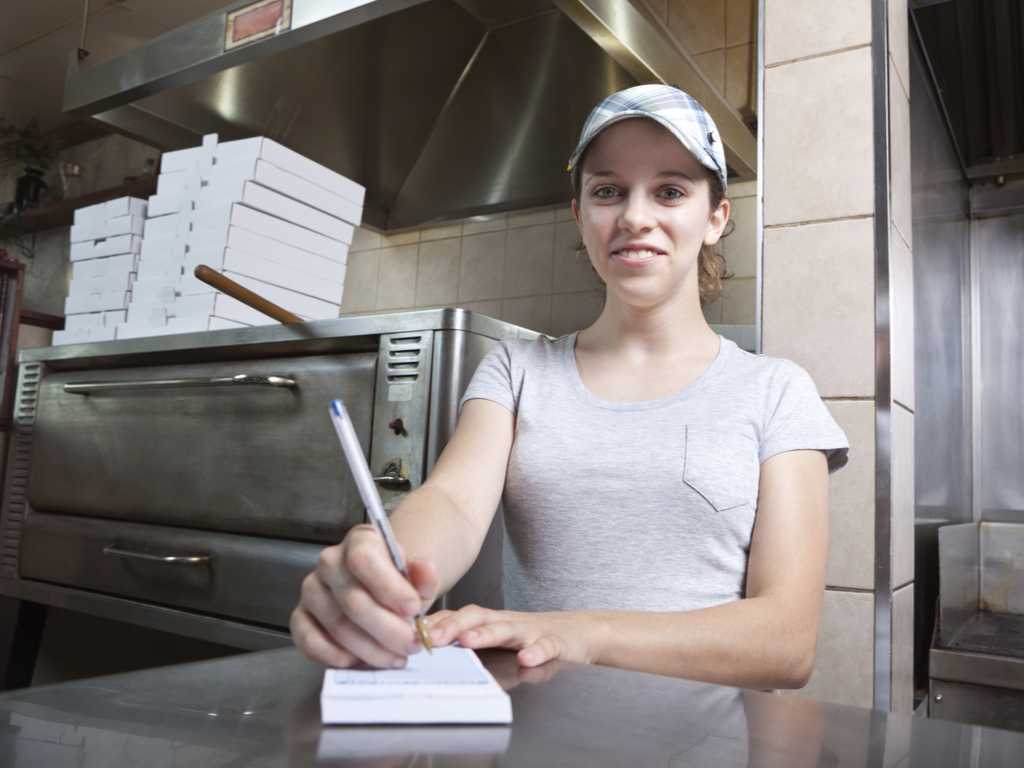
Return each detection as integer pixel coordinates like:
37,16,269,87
426,605,602,667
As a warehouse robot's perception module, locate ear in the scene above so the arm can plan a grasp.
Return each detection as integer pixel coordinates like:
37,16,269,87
704,197,730,247
571,198,581,227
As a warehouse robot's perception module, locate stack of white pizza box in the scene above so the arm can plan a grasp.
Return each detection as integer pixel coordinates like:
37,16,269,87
117,133,361,339
53,197,146,345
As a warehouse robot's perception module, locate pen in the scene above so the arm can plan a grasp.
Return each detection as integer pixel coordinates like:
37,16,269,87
329,399,432,654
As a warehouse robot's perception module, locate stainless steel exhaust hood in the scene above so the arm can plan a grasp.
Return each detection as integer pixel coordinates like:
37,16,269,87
63,0,756,231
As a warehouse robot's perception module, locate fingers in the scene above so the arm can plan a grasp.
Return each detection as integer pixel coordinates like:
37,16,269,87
407,559,440,608
457,621,523,651
300,572,415,663
428,604,498,647
290,607,358,668
518,635,565,667
337,525,422,617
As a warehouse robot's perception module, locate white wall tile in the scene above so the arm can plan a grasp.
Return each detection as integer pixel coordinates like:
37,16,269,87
765,47,874,225
414,238,461,306
763,218,875,398
765,0,871,66
459,231,506,302
350,226,382,251
502,295,552,334
508,207,555,229
720,276,756,324
421,223,463,241
725,43,753,113
729,180,757,198
696,49,726,92
553,220,603,293
460,299,502,319
375,245,418,310
798,589,874,708
889,60,913,251
462,213,507,236
889,0,910,103
339,249,379,314
504,224,554,298
550,290,605,337
826,400,875,590
668,0,725,54
726,0,754,46
381,230,420,247
723,194,757,278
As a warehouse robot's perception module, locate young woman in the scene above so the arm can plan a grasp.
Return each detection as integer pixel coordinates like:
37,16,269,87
291,85,849,690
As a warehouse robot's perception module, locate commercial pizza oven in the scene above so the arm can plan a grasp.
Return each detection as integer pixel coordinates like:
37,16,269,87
0,309,536,649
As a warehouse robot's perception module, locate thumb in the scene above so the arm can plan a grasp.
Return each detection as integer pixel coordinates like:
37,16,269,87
407,559,440,606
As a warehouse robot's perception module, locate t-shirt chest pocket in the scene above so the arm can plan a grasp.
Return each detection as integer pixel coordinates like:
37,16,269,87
681,425,760,513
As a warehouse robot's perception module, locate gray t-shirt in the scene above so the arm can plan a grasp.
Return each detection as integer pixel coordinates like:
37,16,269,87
458,333,849,614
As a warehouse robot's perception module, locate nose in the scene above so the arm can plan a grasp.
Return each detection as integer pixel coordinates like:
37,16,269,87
618,189,655,233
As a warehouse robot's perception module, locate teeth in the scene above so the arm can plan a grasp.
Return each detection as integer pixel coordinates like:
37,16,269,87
613,249,659,259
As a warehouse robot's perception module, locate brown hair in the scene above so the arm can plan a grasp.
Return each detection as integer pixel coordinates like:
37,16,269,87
570,153,732,305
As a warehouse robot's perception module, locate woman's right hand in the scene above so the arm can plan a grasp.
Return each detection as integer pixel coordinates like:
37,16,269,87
290,523,439,669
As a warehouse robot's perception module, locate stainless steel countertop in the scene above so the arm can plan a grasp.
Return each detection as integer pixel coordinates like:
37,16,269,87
1,647,1021,766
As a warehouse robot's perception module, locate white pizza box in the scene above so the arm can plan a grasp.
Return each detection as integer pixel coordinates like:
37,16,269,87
159,136,216,174
147,193,191,218
70,234,142,262
70,220,104,243
140,233,189,262
105,197,147,219
192,203,347,262
210,292,304,326
64,312,104,331
182,247,343,303
73,201,107,227
197,181,354,244
144,210,193,241
137,255,186,282
126,300,168,327
186,232,346,286
69,270,135,295
166,315,248,334
53,325,118,345
156,169,202,198
104,309,127,325
71,253,139,282
202,158,362,225
131,278,179,305
64,289,131,315
221,271,339,319
106,213,145,237
213,135,365,206
226,226,347,280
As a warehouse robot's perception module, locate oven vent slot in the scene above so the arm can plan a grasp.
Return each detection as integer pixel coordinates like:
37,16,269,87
386,334,423,383
0,362,41,578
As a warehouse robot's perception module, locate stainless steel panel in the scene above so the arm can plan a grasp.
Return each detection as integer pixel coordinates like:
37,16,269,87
19,512,320,628
937,523,979,645
911,33,971,523
63,1,756,231
930,679,1024,732
28,353,377,542
930,645,1024,693
973,198,1024,523
979,521,1024,614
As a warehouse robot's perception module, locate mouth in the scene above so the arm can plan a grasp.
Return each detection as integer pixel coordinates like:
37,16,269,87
609,248,665,265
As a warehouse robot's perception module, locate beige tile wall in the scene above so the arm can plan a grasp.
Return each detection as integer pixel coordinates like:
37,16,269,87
641,0,757,120
342,180,759,334
764,0,915,712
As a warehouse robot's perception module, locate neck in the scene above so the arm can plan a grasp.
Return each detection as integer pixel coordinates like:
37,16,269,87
579,286,719,360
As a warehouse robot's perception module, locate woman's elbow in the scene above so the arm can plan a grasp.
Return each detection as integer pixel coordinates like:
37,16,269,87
773,638,817,689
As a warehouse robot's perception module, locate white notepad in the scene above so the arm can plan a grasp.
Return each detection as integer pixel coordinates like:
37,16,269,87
320,646,513,725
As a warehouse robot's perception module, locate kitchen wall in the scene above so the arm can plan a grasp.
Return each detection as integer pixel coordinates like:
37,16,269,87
340,180,757,334
762,0,915,712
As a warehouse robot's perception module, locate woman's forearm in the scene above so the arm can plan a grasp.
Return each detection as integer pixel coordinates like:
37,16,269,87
582,596,819,690
387,484,490,595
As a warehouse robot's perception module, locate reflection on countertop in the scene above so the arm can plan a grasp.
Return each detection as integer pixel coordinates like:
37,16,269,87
1,646,1023,767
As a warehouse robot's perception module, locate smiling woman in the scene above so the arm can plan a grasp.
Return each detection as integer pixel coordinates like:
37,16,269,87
292,84,850,691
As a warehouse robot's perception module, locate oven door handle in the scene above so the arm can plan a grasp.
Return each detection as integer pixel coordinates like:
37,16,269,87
103,545,211,566
64,373,297,394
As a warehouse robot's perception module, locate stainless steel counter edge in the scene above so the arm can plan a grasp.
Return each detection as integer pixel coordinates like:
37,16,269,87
22,308,536,368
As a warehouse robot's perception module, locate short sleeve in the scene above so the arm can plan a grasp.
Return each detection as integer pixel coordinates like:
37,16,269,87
760,362,849,472
458,341,517,415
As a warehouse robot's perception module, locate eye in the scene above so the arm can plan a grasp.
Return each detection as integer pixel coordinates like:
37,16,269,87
659,186,685,201
592,185,619,200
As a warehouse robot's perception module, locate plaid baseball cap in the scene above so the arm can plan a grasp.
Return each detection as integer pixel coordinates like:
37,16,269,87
567,84,727,191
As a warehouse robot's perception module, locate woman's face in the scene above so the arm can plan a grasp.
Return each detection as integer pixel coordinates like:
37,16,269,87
572,117,729,310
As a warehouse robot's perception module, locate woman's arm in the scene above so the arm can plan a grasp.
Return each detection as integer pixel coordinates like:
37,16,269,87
428,448,830,690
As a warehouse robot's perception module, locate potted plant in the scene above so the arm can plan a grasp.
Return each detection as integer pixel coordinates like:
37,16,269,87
0,119,56,212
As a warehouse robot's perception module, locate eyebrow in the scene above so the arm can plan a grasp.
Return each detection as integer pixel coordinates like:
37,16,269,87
586,170,696,182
